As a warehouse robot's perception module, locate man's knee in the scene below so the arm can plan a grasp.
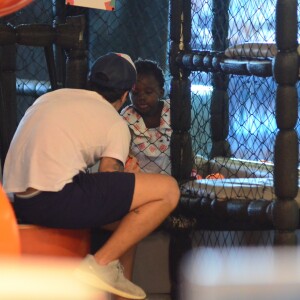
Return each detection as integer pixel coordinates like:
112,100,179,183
133,173,180,209
162,176,180,210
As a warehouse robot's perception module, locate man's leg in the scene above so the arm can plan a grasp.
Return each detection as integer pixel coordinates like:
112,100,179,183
75,173,179,299
94,173,179,265
112,246,137,300
101,223,137,300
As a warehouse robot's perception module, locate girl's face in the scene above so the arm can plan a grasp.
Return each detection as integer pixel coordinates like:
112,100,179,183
130,74,164,116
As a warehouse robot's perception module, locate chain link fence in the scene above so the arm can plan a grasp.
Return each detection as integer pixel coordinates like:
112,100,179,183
3,0,286,175
1,0,300,262
1,2,300,297
190,0,292,164
171,0,300,252
0,0,170,122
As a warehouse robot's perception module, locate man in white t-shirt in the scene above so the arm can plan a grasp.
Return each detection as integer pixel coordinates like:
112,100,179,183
3,52,180,300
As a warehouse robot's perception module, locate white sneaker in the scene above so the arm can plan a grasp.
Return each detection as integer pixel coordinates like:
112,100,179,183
74,255,147,299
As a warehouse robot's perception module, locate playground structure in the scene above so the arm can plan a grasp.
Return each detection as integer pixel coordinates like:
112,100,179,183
0,1,299,299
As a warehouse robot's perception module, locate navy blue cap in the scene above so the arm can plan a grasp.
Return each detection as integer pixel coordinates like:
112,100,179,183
88,52,136,90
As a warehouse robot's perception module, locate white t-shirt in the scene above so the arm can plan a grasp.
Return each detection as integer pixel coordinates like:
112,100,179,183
3,88,130,193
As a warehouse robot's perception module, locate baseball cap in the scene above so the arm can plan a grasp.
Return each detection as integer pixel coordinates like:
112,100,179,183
88,52,136,90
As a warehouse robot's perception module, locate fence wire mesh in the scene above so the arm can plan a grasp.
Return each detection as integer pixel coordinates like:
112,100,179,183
190,0,299,166
175,0,300,248
1,0,169,122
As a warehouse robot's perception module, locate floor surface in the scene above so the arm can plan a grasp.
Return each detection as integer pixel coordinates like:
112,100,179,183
147,294,171,300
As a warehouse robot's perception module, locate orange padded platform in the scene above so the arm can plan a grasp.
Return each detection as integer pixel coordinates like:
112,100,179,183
0,184,21,255
19,225,91,257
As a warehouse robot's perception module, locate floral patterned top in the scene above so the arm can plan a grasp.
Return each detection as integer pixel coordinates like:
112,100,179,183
121,99,172,174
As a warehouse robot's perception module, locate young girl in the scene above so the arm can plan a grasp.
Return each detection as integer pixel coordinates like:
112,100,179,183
121,59,172,174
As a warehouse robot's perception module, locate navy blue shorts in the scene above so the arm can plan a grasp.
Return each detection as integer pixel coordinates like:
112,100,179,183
13,172,135,229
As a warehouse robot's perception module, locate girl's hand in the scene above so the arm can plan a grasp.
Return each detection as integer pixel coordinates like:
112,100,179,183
125,155,140,173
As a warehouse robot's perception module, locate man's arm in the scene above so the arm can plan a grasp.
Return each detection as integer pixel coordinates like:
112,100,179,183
98,157,124,172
